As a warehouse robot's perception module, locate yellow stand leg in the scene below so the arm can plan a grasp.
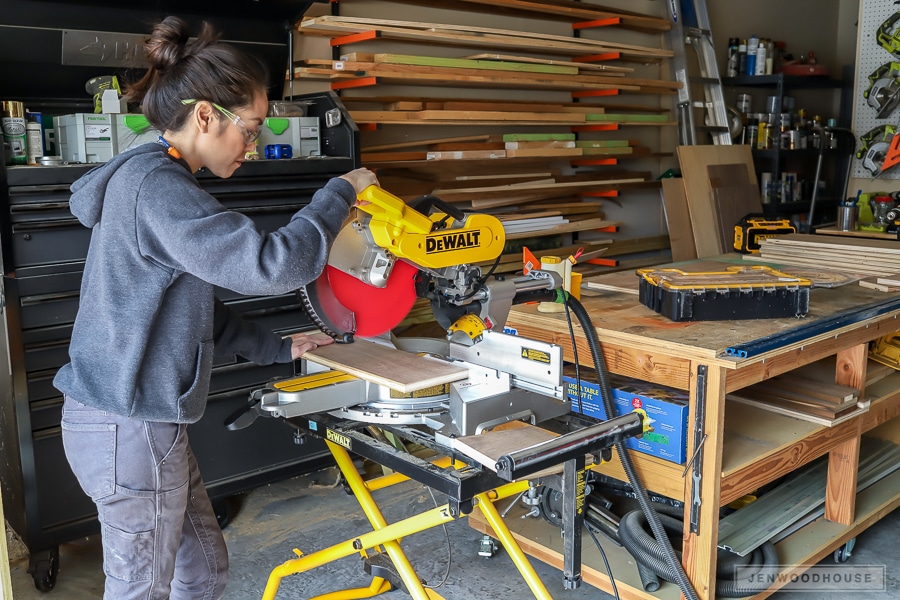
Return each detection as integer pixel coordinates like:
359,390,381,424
262,441,554,600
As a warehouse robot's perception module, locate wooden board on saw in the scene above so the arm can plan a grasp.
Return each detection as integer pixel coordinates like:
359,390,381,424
660,177,697,262
449,420,594,477
676,145,757,257
303,339,468,394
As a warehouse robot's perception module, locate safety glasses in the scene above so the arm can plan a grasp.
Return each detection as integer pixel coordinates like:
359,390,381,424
182,99,260,145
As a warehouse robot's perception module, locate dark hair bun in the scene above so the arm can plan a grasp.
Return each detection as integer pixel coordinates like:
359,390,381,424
144,16,191,70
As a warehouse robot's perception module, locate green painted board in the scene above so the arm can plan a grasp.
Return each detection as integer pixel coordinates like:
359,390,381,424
586,113,670,122
373,53,578,75
574,140,630,148
502,133,576,142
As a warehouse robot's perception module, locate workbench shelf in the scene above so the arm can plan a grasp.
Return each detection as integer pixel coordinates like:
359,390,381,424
496,273,900,600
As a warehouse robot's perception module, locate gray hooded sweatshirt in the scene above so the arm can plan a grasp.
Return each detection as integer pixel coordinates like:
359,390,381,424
53,143,354,423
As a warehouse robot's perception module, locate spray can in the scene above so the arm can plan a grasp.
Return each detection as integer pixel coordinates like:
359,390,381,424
2,100,27,165
25,111,44,165
755,38,767,76
726,38,740,77
746,35,759,76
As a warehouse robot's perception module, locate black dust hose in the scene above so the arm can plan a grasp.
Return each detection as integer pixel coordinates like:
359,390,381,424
617,510,779,597
564,294,700,600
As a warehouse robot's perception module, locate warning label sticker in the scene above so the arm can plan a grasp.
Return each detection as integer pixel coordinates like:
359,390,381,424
521,347,551,364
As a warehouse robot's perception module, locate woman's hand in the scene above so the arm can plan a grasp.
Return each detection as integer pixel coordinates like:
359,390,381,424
339,168,379,195
288,331,336,359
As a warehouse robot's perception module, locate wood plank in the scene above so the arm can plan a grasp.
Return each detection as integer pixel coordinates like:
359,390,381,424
462,52,633,73
303,339,469,393
505,217,622,239
676,145,757,258
348,110,587,123
708,164,761,255
361,134,491,152
372,52,578,74
301,16,674,58
660,177,698,262
454,0,672,32
450,424,559,471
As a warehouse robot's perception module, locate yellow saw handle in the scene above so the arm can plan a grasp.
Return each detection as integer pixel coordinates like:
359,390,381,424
355,185,506,270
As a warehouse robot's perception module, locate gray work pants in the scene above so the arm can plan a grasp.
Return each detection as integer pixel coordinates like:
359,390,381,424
61,396,228,599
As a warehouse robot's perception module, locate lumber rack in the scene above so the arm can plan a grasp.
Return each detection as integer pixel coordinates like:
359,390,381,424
261,410,644,599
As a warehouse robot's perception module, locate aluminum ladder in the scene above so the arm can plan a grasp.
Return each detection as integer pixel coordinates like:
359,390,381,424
667,0,732,145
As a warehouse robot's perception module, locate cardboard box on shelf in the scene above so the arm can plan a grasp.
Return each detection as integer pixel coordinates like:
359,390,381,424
563,365,689,464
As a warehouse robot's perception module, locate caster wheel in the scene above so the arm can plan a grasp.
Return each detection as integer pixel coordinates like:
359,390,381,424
28,546,59,592
833,537,856,563
212,497,234,529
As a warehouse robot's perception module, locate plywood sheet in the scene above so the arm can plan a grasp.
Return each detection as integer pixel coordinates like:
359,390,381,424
303,339,469,393
676,145,757,258
660,177,697,262
451,423,558,470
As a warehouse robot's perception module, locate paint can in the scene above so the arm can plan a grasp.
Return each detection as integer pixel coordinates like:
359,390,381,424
2,100,27,165
781,172,798,203
26,112,44,165
760,172,774,204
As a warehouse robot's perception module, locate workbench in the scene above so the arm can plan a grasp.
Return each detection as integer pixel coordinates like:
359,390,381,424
469,258,900,599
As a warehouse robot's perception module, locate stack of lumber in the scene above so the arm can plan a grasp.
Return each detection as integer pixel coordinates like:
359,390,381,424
359,129,660,164
340,90,674,128
859,276,900,292
296,52,679,94
745,234,900,277
298,16,674,62
726,375,865,426
339,0,672,34
671,146,761,259
294,1,676,270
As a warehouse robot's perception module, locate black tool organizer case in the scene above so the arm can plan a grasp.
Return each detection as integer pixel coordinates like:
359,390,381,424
637,265,812,321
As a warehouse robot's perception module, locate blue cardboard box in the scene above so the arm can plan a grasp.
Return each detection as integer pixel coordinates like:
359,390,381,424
563,366,689,464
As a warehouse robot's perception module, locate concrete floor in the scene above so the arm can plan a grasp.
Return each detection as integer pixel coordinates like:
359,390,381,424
7,466,900,599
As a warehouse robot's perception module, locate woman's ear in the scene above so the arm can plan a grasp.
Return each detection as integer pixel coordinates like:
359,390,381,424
193,101,215,134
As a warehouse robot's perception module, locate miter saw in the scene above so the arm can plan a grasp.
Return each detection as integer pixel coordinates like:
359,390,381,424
242,186,673,600
298,185,559,342
249,185,577,439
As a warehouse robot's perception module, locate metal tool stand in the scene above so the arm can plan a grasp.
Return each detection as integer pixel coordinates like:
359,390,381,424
261,412,643,600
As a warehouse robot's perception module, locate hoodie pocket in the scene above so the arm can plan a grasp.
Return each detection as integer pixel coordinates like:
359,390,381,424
176,339,214,422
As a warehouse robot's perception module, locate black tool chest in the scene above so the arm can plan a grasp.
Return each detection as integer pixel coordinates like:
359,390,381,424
0,92,360,587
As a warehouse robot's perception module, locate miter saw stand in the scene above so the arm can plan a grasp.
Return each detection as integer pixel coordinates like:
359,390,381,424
242,330,647,600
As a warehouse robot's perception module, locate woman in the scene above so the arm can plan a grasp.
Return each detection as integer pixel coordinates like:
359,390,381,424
52,16,377,599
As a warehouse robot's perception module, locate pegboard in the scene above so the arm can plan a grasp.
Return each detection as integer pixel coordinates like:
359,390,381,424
853,0,900,178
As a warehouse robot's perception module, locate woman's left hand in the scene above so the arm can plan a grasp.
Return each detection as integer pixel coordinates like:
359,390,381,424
288,331,336,359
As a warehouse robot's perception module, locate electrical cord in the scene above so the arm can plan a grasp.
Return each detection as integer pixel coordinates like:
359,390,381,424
422,486,453,590
585,524,621,600
564,295,700,600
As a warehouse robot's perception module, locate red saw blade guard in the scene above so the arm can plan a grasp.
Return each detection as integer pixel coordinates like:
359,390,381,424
325,260,419,338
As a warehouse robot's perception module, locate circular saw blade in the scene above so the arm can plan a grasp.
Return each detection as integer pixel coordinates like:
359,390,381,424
300,261,419,341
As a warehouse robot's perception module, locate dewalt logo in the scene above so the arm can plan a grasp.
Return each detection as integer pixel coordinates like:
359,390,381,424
521,347,551,364
326,429,351,450
426,231,481,253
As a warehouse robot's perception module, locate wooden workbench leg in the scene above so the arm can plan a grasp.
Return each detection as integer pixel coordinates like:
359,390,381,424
825,344,867,524
680,363,726,600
